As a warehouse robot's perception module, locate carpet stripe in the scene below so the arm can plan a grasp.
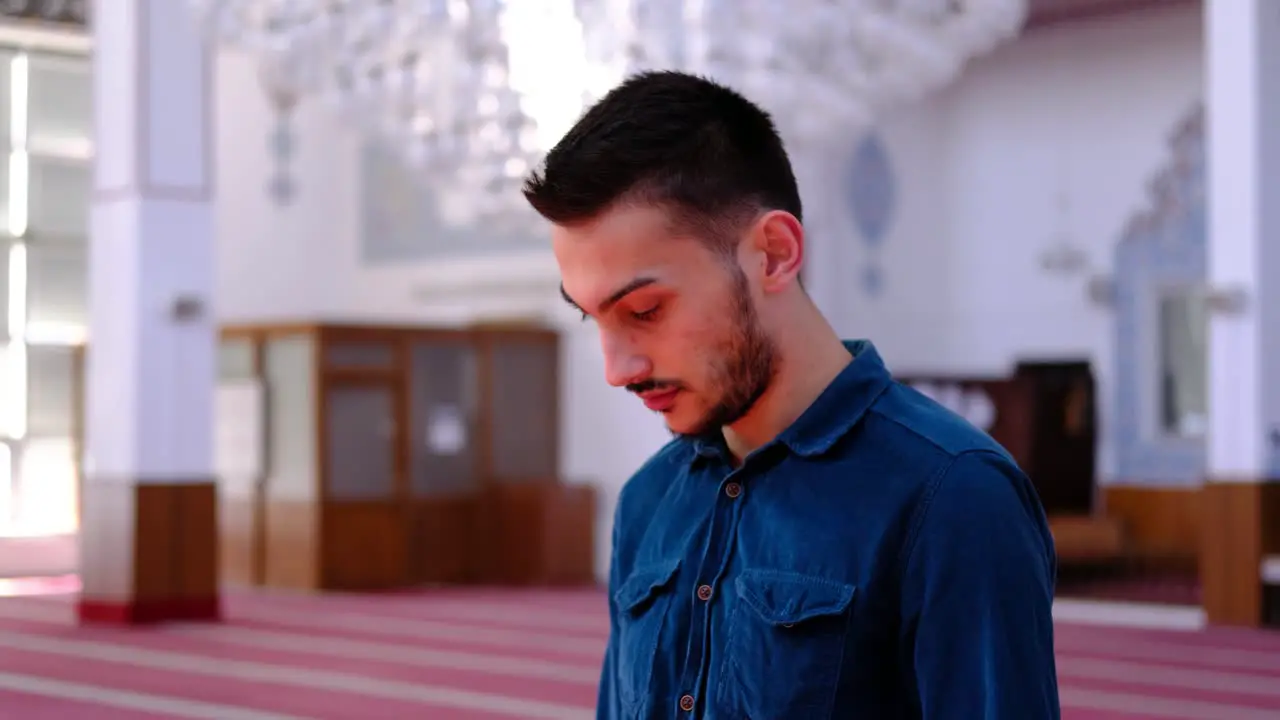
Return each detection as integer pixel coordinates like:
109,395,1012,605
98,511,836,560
0,629,593,718
0,615,599,705
3,589,1280,718
0,672,306,720
229,592,610,635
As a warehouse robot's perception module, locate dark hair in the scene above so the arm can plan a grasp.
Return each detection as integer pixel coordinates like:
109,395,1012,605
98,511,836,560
521,70,802,252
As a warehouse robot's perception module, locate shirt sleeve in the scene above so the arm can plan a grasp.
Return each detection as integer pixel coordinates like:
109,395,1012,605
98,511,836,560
899,449,1061,719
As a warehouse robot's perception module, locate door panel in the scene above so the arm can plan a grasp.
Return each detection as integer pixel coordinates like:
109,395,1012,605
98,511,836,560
407,340,481,584
325,383,397,501
487,337,558,483
408,342,479,498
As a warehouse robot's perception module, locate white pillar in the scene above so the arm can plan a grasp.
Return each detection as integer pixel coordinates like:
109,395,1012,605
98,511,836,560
78,0,220,624
1204,0,1280,482
1200,0,1280,627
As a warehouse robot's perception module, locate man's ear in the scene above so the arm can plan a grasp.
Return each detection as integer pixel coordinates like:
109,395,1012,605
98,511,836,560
753,210,804,293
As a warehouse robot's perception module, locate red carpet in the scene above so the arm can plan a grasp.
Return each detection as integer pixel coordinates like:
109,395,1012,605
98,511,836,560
0,581,1275,718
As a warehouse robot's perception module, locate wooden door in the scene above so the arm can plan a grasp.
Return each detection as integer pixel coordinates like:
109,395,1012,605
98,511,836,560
475,328,594,585
321,376,407,589
482,329,560,484
405,336,483,584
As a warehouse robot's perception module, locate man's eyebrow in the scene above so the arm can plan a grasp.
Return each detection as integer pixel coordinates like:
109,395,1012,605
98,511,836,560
560,277,659,316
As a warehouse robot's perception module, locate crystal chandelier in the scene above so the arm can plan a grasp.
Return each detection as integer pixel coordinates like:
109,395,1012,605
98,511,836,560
320,1,538,227
581,0,1029,144
190,1,1028,225
191,0,588,228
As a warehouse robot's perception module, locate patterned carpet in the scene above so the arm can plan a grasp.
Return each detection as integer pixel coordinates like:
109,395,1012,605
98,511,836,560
0,579,1276,718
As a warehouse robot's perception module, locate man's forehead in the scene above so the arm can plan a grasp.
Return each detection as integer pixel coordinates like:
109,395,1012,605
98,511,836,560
555,238,683,295
550,204,719,307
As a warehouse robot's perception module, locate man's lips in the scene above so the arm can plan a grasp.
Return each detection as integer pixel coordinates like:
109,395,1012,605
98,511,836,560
639,388,680,412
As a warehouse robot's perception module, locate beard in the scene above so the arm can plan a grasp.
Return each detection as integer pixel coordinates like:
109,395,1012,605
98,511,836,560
680,266,778,437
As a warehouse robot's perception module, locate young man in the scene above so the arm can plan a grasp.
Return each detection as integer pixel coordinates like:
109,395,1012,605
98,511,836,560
523,71,1060,719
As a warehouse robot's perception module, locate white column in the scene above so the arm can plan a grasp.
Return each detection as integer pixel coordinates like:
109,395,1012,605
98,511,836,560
1200,0,1280,627
1204,0,1280,482
78,0,219,623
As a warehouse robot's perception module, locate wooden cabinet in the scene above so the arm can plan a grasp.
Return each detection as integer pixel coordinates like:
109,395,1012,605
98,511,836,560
1011,361,1097,517
898,360,1097,517
216,323,597,591
898,360,1119,563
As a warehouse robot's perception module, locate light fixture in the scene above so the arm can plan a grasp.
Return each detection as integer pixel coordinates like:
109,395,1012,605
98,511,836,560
190,1,1029,225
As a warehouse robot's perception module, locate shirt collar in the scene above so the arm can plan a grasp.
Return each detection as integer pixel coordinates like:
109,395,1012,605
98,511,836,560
691,339,892,462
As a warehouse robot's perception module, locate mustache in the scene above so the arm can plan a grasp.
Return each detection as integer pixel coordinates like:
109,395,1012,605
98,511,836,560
626,379,683,395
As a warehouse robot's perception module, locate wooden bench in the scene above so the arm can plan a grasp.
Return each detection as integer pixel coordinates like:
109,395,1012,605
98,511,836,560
1049,514,1126,563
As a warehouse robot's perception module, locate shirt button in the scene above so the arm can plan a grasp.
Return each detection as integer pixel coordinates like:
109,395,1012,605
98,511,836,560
696,584,713,601
679,694,695,712
725,482,742,498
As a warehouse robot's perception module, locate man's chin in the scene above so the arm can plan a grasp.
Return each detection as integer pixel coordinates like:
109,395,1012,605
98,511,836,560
662,408,715,438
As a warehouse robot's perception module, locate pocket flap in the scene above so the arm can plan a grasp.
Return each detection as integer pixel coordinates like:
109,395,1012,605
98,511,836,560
735,569,856,626
615,558,681,613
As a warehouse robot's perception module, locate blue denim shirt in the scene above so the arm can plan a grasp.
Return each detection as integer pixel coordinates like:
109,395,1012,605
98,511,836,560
598,340,1060,719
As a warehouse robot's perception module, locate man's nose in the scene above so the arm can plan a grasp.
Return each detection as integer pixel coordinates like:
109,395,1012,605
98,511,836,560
602,333,650,387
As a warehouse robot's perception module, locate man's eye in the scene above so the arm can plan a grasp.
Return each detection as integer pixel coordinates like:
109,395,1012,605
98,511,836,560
632,306,660,322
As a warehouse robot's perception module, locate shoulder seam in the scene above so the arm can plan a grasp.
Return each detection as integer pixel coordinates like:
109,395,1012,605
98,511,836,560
895,448,1005,581
866,403,963,459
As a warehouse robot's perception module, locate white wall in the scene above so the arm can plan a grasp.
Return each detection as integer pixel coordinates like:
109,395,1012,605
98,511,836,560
214,3,1205,579
820,3,1203,371
811,3,1203,482
215,52,366,323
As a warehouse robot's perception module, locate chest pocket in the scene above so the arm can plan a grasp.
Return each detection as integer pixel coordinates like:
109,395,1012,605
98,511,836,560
716,569,856,719
613,558,681,715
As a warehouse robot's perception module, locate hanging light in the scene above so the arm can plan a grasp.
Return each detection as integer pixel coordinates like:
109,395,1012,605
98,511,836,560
579,0,1028,143
189,1,560,227
189,1,1028,226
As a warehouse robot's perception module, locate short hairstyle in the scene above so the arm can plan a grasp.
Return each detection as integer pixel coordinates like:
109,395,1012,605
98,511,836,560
521,70,802,253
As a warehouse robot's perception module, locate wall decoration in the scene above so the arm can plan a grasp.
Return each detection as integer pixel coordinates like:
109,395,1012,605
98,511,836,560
1111,103,1206,486
266,110,296,205
847,131,897,298
1039,187,1090,276
860,264,884,297
1270,427,1280,478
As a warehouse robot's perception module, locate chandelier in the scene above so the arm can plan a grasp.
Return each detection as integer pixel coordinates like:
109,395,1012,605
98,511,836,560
579,0,1029,144
191,1,590,227
190,1,1027,224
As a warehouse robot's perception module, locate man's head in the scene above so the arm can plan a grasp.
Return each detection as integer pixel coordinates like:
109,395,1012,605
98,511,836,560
522,70,806,436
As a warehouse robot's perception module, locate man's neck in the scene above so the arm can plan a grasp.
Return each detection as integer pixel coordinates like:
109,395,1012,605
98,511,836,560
722,325,853,461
